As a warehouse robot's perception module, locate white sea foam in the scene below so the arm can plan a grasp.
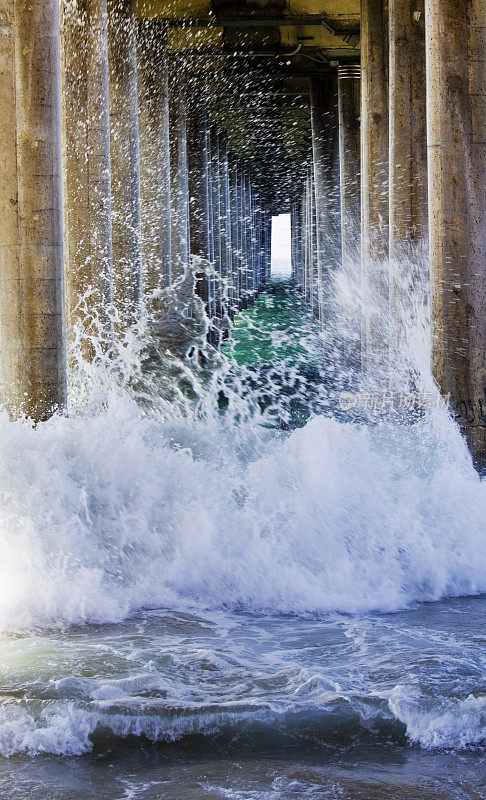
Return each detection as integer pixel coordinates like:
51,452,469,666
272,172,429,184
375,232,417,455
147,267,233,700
389,686,486,749
0,678,484,757
0,385,484,632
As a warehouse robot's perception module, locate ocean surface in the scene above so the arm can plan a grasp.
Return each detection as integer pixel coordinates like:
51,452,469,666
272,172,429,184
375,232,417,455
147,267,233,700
0,282,485,798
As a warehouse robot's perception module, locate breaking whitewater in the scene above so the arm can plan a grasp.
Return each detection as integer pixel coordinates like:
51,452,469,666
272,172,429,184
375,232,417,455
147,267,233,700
0,275,485,798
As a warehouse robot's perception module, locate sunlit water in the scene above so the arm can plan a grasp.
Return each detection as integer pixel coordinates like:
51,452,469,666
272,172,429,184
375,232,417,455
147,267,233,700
0,278,485,798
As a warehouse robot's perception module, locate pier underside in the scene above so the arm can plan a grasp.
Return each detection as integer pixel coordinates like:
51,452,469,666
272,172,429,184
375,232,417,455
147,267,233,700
0,0,484,466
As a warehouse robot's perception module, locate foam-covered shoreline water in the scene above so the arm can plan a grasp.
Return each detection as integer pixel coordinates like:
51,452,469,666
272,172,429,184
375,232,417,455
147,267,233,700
0,280,485,788
0,598,485,761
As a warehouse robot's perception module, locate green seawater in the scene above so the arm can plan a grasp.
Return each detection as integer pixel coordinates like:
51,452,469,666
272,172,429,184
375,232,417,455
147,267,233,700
220,279,329,429
222,279,321,368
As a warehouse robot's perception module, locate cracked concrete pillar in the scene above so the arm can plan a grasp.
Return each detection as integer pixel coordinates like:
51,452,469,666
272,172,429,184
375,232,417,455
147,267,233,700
425,0,486,469
61,0,113,352
0,0,66,420
137,19,171,296
361,0,389,377
311,73,341,329
107,0,142,328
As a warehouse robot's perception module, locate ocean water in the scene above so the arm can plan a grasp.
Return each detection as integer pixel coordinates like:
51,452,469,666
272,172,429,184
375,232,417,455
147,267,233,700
0,280,485,798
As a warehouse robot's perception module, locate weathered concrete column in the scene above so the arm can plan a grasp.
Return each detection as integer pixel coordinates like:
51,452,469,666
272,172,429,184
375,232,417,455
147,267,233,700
218,134,230,319
205,122,216,323
229,161,241,309
310,73,341,329
247,175,256,301
361,0,389,376
389,0,427,259
187,94,210,306
169,65,190,280
252,188,261,290
305,167,319,318
241,168,251,307
209,125,222,317
301,186,309,302
187,97,210,263
107,0,142,327
137,19,171,295
303,166,318,314
0,0,66,420
264,211,272,284
337,64,361,268
239,165,249,308
388,0,428,373
221,137,235,317
425,0,486,468
291,199,301,283
61,0,113,350
303,168,313,308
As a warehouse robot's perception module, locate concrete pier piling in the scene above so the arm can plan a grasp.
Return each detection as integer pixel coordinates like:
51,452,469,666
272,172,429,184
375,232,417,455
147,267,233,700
168,66,190,281
187,93,211,305
310,73,341,329
61,0,113,351
229,161,241,310
209,125,222,319
107,0,142,328
137,19,171,296
291,196,304,286
239,165,249,309
388,0,427,258
0,0,66,420
388,0,428,370
337,64,361,269
361,0,390,377
425,0,486,468
221,138,235,317
218,134,230,320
